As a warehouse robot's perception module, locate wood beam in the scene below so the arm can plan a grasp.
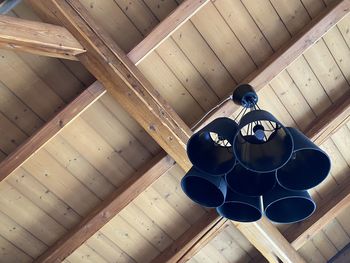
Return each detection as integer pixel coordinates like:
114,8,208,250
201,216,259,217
0,82,105,182
25,0,350,263
0,15,85,60
0,0,207,180
27,1,297,262
234,218,306,263
127,0,209,65
26,1,350,263
30,0,192,171
196,0,350,129
152,210,228,263
281,92,350,250
169,92,350,262
35,152,174,262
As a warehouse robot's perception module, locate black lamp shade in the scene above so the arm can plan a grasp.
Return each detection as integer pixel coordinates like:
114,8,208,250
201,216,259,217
276,127,331,191
181,166,227,207
216,188,262,222
187,117,238,175
226,164,276,197
263,184,316,224
233,110,294,173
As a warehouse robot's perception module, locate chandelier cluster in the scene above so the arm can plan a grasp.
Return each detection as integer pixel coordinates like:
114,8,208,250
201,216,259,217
181,84,331,224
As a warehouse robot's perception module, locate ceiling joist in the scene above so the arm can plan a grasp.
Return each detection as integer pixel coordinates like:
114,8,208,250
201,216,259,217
35,152,174,262
0,82,106,182
25,1,304,262
31,0,193,171
155,89,350,262
127,0,209,65
0,14,85,60
196,0,350,130
4,0,348,262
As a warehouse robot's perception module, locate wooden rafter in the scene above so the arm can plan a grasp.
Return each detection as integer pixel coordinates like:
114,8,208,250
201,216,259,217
196,0,350,130
155,89,350,262
283,91,350,250
0,82,105,182
22,1,350,263
35,152,174,262
152,210,228,263
0,0,209,180
0,14,85,60
30,0,193,171
127,0,209,65
234,218,306,263
26,1,302,262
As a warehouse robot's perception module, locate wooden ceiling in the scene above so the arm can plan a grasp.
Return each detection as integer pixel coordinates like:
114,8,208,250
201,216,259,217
0,0,349,262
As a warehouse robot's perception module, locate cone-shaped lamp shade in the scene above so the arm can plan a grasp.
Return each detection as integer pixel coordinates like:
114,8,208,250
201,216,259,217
263,184,316,224
187,117,238,175
216,188,262,222
181,166,227,207
226,164,276,197
276,127,331,191
233,110,294,173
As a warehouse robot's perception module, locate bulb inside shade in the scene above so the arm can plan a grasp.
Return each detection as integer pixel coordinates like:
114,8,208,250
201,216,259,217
253,124,265,141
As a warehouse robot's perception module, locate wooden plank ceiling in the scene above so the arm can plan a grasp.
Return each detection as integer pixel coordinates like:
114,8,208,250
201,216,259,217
0,0,349,262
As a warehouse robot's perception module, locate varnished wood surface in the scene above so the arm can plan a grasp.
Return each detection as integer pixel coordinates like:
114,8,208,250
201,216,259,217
0,14,85,60
0,0,350,262
0,82,105,182
128,0,209,65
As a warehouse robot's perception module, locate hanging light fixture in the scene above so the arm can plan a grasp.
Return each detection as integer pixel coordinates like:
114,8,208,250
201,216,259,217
181,84,331,224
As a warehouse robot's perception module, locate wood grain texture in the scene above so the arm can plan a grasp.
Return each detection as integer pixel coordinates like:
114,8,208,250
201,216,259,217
305,90,350,145
234,218,306,263
29,0,193,171
162,88,350,263
128,0,209,65
35,152,174,263
195,0,350,130
24,1,350,263
0,15,85,60
151,210,227,263
0,82,105,182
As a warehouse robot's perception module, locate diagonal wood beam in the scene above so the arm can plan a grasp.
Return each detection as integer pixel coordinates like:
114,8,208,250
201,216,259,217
0,0,209,182
282,92,350,250
27,1,301,262
127,0,209,65
234,218,305,263
0,82,106,182
153,210,228,263
25,1,350,262
12,0,208,63
196,0,350,129
35,152,175,262
156,89,350,262
0,14,85,60
31,0,193,171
